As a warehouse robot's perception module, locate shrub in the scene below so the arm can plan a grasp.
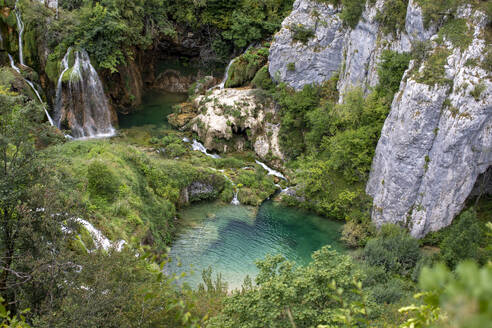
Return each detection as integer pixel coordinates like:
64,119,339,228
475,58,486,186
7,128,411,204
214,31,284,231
252,65,275,90
291,24,315,44
164,142,187,158
376,50,411,97
363,224,421,276
416,47,451,86
87,161,120,201
440,209,483,268
224,48,268,88
375,0,409,35
340,0,365,28
370,278,405,304
470,83,486,101
341,221,373,248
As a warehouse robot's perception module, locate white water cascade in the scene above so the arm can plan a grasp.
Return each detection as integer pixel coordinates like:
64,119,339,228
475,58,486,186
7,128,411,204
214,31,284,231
55,48,115,139
218,58,235,90
209,167,240,205
255,160,287,180
8,54,55,126
14,0,25,66
190,139,221,159
74,218,126,252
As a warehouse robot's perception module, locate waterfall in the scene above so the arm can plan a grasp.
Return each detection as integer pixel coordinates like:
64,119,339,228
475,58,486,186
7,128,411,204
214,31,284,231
255,160,287,180
190,139,221,159
208,167,241,205
55,48,115,139
14,0,25,66
8,54,55,126
74,218,126,252
218,58,236,90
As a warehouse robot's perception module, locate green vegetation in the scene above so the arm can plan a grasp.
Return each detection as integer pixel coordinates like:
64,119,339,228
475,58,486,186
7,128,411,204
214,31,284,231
375,0,408,34
438,18,474,50
290,24,315,44
340,0,366,28
224,47,269,88
401,261,492,328
42,140,227,250
416,47,451,86
251,65,275,91
208,247,371,327
470,83,486,100
274,50,409,221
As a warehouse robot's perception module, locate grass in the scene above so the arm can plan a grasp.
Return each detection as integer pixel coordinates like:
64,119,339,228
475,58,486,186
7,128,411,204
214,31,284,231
416,47,452,86
438,18,474,51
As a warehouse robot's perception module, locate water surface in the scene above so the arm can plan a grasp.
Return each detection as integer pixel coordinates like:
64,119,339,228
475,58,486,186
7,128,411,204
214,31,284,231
166,201,344,289
118,91,187,130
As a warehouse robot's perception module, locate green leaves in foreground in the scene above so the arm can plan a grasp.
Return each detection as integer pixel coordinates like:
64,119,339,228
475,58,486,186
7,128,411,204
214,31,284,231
400,261,492,328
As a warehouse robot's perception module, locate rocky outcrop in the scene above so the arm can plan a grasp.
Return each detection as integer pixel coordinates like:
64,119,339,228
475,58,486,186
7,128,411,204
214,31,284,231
269,0,437,96
269,0,345,90
179,174,227,205
367,8,492,237
181,88,284,163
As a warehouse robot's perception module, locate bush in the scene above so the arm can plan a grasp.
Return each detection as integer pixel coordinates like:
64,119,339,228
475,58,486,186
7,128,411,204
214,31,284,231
416,47,451,86
363,224,421,276
370,278,405,304
290,24,314,44
224,48,268,88
375,0,408,35
440,209,483,268
87,161,120,201
252,65,275,91
342,221,373,248
340,0,365,28
438,18,473,50
376,50,411,97
164,142,187,158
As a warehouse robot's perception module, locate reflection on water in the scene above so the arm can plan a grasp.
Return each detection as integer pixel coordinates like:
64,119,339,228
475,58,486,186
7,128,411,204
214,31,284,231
118,91,187,130
166,201,345,290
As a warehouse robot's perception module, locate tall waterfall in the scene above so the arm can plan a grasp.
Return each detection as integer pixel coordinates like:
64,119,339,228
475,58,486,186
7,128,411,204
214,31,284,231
8,54,55,126
55,48,115,139
14,0,25,66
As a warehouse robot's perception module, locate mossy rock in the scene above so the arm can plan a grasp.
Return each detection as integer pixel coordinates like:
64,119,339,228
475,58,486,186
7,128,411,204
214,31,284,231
224,48,268,88
45,56,60,83
252,65,274,91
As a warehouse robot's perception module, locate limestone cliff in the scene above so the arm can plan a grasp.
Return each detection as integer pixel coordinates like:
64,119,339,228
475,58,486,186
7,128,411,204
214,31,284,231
270,0,491,237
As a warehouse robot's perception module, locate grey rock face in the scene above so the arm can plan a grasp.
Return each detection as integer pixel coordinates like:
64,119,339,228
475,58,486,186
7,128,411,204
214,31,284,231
270,0,436,97
367,9,492,237
268,0,345,90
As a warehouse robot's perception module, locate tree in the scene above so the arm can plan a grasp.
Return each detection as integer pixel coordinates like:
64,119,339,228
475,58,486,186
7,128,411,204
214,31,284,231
208,247,370,328
0,88,73,316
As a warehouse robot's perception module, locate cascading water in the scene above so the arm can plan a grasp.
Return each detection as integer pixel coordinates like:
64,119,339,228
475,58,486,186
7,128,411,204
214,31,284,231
55,48,115,139
255,160,287,180
14,0,25,66
218,58,235,90
190,139,221,159
8,54,55,126
74,218,126,252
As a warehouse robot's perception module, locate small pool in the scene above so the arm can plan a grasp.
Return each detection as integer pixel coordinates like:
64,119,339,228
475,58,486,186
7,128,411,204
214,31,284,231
118,91,187,130
166,200,345,290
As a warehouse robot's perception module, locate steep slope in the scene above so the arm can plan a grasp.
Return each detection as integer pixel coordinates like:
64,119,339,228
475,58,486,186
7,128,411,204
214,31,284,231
269,0,491,237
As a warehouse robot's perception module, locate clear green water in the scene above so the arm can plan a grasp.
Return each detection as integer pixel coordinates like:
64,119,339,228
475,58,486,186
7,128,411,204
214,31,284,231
118,91,187,130
166,200,345,290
